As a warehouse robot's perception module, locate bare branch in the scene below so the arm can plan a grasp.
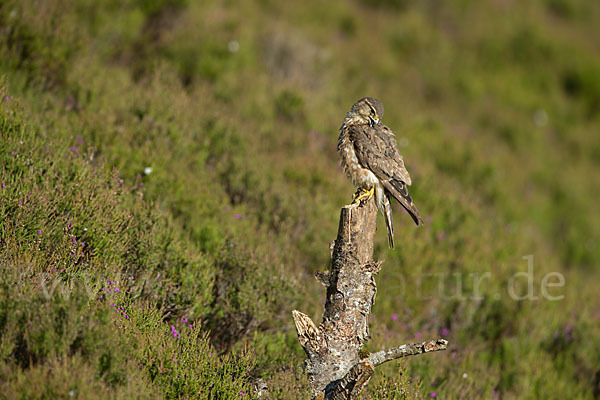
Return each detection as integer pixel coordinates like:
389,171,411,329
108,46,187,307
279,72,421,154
292,310,324,356
365,339,449,367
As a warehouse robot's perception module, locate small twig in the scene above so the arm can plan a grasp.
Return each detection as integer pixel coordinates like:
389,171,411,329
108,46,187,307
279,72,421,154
365,339,448,367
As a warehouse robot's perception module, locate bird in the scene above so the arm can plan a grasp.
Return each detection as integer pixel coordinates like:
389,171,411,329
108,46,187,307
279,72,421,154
338,97,423,248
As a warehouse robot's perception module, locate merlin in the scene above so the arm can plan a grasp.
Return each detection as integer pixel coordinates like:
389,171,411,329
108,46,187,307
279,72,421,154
338,97,423,248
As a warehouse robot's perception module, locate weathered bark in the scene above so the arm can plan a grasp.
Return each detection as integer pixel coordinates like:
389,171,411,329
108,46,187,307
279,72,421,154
365,339,449,367
293,198,448,399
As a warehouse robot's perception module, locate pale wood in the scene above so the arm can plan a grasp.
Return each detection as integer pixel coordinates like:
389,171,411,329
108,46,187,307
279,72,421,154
292,198,447,399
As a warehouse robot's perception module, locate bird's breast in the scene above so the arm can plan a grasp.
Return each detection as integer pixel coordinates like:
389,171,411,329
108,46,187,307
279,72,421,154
338,131,379,189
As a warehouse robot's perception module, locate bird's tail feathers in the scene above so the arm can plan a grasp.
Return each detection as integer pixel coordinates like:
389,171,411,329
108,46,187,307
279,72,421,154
378,193,395,248
386,180,424,226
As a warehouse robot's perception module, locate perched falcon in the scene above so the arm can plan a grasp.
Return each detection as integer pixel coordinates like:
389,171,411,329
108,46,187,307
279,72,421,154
338,97,423,248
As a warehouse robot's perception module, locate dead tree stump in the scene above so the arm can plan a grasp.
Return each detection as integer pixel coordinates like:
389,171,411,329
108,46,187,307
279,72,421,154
293,198,447,399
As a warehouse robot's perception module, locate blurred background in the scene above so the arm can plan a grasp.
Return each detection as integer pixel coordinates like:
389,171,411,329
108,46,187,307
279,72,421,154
1,0,599,398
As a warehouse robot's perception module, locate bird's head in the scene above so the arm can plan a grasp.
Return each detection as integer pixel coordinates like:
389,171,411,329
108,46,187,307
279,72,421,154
345,97,384,127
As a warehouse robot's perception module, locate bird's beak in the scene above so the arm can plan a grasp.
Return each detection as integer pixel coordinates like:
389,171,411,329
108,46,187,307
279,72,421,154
369,117,379,127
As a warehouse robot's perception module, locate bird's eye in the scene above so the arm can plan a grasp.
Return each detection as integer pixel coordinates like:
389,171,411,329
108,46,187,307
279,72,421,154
369,107,376,117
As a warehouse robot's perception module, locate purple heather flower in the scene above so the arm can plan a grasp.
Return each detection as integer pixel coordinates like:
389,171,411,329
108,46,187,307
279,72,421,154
125,315,129,319
239,392,245,397
171,326,180,338
69,146,79,153
234,213,244,219
4,96,9,102
181,317,188,323
1,182,4,188
76,135,84,146
37,230,42,235
114,288,120,293
564,325,574,342
390,313,399,321
188,324,193,329
415,332,423,339
430,392,437,398
440,327,450,336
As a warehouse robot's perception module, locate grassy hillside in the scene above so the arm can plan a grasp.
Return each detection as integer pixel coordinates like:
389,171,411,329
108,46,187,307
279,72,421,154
1,0,599,398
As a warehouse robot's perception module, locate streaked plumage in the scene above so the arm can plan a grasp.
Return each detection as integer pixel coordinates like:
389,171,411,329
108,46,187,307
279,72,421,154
338,97,423,248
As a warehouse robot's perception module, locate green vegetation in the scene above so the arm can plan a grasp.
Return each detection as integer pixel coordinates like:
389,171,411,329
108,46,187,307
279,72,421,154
1,0,599,398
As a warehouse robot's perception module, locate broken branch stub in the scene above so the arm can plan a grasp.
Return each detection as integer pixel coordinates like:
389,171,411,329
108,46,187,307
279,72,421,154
292,198,448,399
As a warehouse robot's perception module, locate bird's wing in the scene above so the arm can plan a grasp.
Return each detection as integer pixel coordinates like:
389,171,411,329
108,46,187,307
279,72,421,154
349,124,423,225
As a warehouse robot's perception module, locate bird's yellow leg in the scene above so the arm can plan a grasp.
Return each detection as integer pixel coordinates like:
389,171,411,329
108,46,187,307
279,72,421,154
352,187,375,204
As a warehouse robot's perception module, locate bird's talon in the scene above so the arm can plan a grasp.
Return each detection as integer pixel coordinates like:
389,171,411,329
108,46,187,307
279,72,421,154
352,187,374,204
